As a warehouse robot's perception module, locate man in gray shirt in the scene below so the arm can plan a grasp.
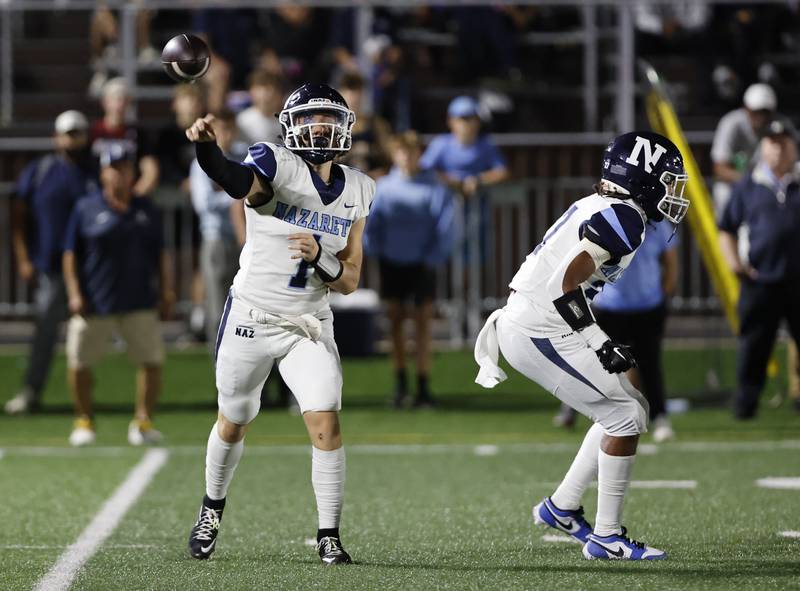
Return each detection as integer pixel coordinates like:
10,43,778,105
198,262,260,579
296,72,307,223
711,83,776,214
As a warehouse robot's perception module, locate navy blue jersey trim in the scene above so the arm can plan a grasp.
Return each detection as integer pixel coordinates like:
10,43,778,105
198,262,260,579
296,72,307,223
308,163,346,206
530,337,606,398
580,204,643,259
214,291,233,363
246,143,277,181
609,203,645,249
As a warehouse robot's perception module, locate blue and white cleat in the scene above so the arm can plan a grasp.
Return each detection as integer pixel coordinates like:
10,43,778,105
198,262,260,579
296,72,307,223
582,527,666,560
532,497,593,544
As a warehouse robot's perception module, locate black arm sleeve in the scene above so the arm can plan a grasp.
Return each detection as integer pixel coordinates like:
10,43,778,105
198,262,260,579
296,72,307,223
195,141,256,200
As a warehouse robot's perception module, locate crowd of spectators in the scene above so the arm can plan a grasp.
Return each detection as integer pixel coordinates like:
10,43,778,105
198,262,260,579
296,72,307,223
7,2,800,434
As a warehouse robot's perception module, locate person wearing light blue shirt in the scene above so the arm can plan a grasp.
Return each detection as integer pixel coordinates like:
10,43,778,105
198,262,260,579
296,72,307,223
189,110,246,348
419,96,508,192
420,96,509,263
365,131,456,408
554,220,679,442
595,220,678,441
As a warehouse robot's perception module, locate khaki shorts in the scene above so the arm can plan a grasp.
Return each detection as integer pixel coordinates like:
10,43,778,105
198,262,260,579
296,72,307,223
66,309,165,369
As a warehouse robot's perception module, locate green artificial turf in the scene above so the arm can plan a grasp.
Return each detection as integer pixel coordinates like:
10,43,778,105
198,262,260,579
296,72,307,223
1,347,798,590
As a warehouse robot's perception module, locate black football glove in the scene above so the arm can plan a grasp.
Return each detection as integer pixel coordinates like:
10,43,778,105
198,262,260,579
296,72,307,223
596,340,637,374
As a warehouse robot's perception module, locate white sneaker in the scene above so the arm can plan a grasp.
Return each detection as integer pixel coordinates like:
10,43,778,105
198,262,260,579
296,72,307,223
652,416,675,443
5,388,34,415
128,419,163,446
552,405,577,429
69,418,96,447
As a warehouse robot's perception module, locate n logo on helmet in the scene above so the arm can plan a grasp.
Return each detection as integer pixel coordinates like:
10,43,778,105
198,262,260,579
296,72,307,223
624,136,667,173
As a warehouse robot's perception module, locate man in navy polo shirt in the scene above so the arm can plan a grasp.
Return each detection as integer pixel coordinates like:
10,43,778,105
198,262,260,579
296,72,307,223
62,144,175,446
719,117,800,419
6,110,98,415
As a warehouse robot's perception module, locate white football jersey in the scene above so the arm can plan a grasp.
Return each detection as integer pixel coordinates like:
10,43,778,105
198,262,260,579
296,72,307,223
507,193,647,335
232,142,375,315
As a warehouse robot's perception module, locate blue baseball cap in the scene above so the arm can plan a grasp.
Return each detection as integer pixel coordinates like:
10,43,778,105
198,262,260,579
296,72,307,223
99,141,135,167
447,96,480,119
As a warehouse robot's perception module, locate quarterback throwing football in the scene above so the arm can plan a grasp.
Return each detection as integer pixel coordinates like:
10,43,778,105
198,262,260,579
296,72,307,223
185,84,375,565
475,132,689,560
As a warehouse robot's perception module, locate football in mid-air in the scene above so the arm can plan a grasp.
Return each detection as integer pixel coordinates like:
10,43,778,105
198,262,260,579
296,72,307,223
161,34,210,83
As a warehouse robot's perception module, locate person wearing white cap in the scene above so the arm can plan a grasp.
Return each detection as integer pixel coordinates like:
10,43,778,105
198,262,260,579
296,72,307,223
718,116,800,419
711,83,778,214
711,83,800,405
5,110,98,415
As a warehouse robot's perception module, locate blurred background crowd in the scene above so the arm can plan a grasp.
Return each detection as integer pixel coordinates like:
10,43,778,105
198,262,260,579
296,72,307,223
2,1,800,443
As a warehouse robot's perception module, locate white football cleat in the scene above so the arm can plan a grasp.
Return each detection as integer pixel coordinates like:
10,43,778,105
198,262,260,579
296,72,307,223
128,418,163,446
583,527,666,560
5,387,35,415
69,417,96,447
652,415,675,443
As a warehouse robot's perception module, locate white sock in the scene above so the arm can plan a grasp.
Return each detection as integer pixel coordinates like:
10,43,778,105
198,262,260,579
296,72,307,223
205,422,244,501
550,422,604,510
594,449,635,537
312,446,346,530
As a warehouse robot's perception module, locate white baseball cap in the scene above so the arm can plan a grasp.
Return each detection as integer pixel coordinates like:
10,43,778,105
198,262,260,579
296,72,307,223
54,110,89,134
743,83,777,111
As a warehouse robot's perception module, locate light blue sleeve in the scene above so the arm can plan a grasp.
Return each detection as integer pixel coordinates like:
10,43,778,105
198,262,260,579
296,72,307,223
419,135,446,171
424,185,457,266
363,184,387,258
480,138,507,171
658,221,679,253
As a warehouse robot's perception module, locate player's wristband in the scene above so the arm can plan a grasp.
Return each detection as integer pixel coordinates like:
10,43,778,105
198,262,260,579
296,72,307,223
196,141,254,199
553,288,595,331
553,288,608,348
312,247,343,283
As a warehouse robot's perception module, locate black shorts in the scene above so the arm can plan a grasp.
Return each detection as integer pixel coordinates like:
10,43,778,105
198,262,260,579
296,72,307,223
378,260,436,304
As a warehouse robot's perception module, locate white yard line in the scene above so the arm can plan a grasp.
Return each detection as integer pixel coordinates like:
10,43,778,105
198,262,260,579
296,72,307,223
628,480,697,489
474,444,500,456
535,480,697,489
2,543,160,550
778,531,800,539
33,449,169,591
637,443,658,455
756,477,800,490
2,439,799,458
541,534,580,544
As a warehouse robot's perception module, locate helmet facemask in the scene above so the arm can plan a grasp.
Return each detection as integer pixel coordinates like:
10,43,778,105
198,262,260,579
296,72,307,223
280,102,355,164
656,170,690,223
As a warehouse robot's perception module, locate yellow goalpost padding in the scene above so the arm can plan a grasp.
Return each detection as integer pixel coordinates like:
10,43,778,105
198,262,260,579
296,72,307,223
641,62,740,333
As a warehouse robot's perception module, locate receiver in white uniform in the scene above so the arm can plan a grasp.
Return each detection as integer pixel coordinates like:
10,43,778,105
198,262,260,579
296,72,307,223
473,131,689,561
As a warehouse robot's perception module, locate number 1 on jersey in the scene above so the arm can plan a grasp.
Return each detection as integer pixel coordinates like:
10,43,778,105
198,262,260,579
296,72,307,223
289,234,322,289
